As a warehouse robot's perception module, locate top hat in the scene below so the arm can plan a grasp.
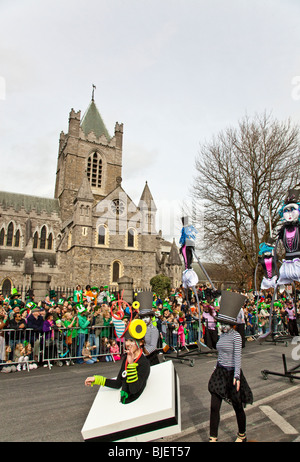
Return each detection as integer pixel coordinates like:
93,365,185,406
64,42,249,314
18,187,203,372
215,291,247,325
283,189,300,207
136,291,155,318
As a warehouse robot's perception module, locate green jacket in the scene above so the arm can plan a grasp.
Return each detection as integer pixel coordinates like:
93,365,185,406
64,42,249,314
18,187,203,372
77,313,90,334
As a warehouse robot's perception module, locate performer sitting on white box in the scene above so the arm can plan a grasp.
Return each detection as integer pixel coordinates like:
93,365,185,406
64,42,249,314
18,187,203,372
85,318,150,404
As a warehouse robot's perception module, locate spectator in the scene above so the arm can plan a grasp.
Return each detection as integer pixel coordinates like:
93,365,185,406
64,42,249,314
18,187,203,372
202,304,218,350
26,307,44,362
88,305,103,357
281,301,299,337
82,340,97,364
62,311,78,361
109,339,121,360
76,307,91,364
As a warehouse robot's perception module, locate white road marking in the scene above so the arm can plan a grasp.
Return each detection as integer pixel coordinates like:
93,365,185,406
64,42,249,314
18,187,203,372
162,385,300,441
259,405,298,434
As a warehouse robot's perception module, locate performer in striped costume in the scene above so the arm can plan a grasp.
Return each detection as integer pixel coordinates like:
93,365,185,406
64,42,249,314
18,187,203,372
208,291,253,442
84,318,150,404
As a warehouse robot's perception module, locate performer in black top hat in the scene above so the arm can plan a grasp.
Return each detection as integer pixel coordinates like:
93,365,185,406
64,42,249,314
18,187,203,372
208,291,253,442
85,318,150,404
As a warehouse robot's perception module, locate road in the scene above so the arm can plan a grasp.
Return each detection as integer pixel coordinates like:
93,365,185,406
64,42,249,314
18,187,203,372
1,335,300,443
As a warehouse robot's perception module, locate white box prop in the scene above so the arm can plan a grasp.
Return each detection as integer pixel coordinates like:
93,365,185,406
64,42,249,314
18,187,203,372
81,360,181,442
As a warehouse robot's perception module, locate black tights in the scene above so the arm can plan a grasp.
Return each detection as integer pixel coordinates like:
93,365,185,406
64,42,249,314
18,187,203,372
210,393,246,437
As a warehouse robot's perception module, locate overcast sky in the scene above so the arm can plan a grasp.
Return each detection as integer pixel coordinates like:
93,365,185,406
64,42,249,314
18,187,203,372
1,0,300,243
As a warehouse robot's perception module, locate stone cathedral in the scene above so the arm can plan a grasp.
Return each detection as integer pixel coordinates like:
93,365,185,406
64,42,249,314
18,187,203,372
0,95,182,297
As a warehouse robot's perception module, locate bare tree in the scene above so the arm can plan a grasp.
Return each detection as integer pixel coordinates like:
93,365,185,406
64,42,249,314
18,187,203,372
193,112,300,282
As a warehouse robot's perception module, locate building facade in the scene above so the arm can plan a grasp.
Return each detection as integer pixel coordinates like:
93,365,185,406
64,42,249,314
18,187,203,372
0,97,182,298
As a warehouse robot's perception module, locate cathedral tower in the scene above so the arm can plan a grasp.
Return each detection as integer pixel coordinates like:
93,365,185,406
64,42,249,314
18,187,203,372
54,94,123,223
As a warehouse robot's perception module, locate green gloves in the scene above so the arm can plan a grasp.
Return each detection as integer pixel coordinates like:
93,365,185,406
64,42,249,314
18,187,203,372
92,375,106,387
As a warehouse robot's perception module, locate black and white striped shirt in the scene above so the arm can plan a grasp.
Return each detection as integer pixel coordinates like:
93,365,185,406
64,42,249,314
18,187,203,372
216,329,242,379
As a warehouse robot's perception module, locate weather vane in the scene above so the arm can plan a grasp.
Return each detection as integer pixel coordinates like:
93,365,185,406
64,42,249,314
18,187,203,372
92,84,96,101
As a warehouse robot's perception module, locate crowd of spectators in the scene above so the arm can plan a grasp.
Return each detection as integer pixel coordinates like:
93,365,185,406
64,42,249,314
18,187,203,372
0,283,299,373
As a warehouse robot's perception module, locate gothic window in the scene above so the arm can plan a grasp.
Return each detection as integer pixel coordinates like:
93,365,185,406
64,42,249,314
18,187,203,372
14,229,20,247
47,233,53,250
40,226,47,249
87,152,102,188
0,228,4,245
33,231,38,249
112,261,120,283
97,225,106,245
127,228,135,248
6,222,13,247
1,278,12,297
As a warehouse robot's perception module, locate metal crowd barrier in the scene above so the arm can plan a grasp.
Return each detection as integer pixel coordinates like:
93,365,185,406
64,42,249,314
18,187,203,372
1,315,299,372
0,325,126,371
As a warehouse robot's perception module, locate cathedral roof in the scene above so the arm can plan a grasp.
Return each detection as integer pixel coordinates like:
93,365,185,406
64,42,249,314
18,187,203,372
138,181,157,211
167,239,182,266
80,99,111,140
0,191,60,214
75,175,94,203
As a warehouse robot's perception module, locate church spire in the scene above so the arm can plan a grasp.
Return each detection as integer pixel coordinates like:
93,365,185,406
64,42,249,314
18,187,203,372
80,89,110,140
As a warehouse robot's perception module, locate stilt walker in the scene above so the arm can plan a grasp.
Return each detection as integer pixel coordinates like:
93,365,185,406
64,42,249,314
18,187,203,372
177,217,218,365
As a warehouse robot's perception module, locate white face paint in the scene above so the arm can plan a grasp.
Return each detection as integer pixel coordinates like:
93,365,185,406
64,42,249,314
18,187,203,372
220,324,232,333
283,204,300,223
142,316,151,325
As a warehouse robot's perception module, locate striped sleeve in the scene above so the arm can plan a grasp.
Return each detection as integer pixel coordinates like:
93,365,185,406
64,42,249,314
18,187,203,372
233,331,242,379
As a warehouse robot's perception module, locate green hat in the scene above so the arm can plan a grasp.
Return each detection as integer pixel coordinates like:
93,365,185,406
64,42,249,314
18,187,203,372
57,298,65,306
11,299,22,308
161,306,173,315
26,301,37,310
76,303,87,313
11,288,20,298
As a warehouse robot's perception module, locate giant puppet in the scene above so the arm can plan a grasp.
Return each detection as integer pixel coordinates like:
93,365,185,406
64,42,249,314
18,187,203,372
257,237,278,290
276,188,300,285
258,188,300,340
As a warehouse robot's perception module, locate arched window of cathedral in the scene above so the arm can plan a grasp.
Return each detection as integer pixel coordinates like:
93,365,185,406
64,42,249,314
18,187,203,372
40,226,47,249
47,233,53,250
127,228,136,248
87,152,102,188
6,222,14,247
1,278,12,297
97,225,107,246
112,261,120,283
33,231,38,249
0,228,4,246
14,229,20,247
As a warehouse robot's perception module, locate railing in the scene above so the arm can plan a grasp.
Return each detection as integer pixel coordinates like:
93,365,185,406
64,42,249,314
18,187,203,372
1,317,298,372
0,325,126,371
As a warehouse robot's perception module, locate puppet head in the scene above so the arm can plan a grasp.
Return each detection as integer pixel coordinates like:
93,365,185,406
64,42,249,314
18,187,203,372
279,189,300,223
